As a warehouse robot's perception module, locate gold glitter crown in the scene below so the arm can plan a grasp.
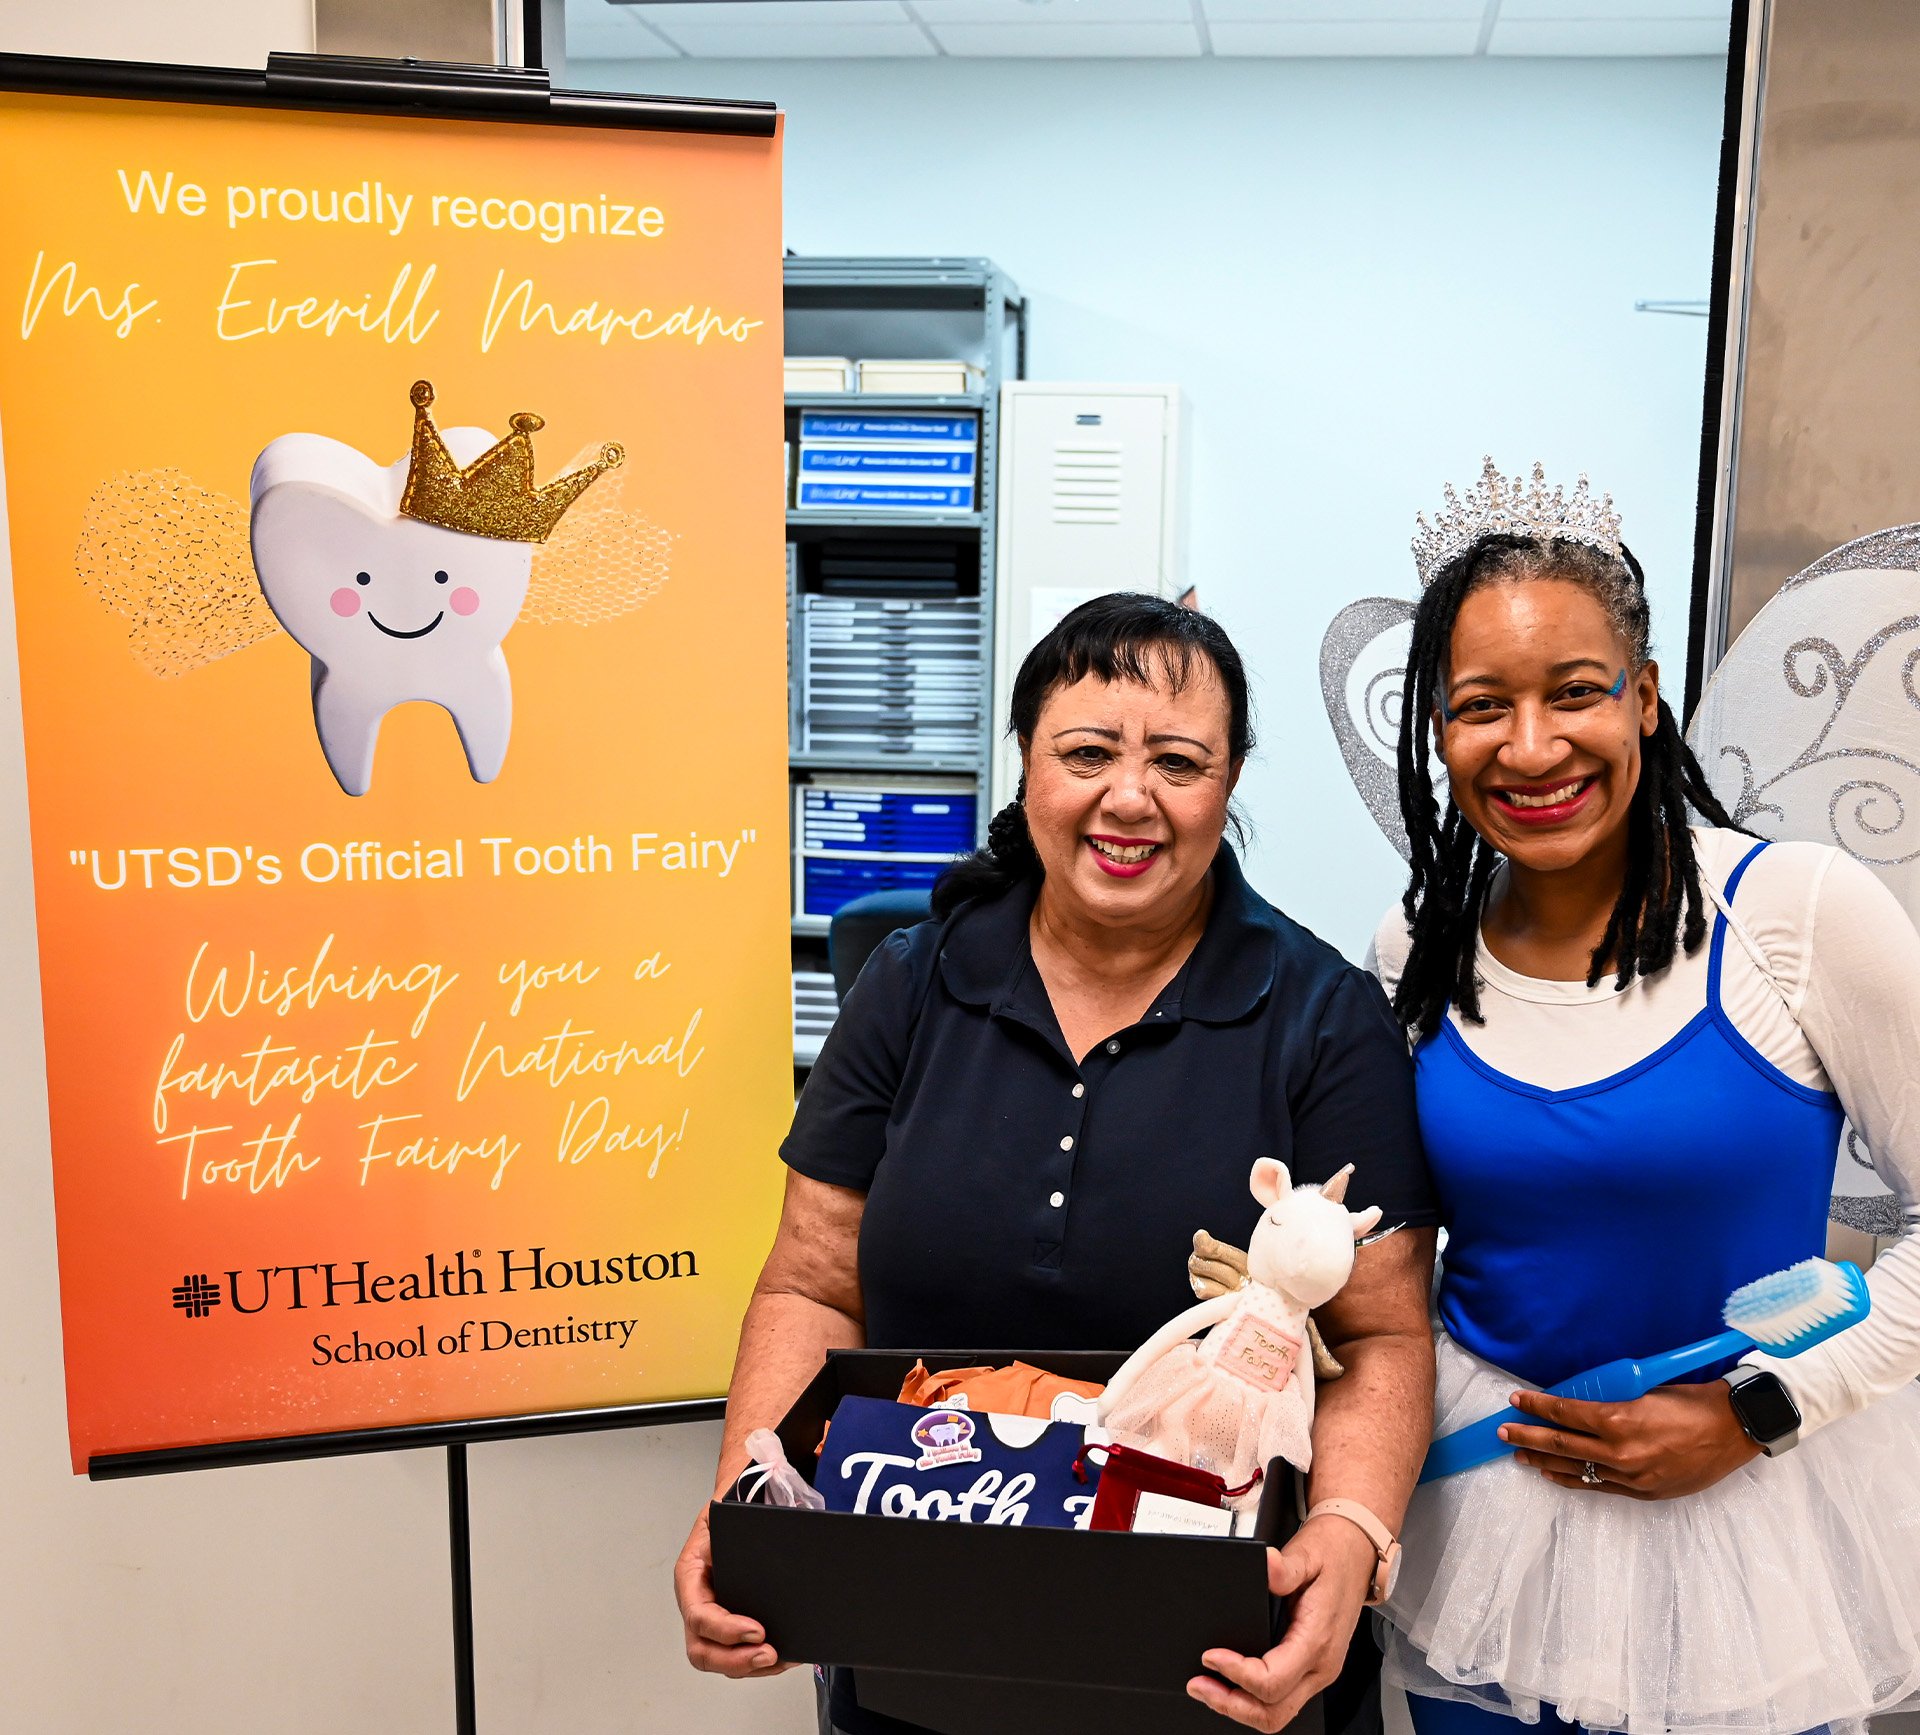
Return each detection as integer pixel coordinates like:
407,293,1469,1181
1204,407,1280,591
1411,456,1622,587
398,380,623,544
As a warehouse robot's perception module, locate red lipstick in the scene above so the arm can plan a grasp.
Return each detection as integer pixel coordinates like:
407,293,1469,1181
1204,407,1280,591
1486,775,1599,828
1085,835,1162,878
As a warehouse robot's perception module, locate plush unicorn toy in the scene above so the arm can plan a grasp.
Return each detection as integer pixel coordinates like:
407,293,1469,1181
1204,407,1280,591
1100,1160,1382,1498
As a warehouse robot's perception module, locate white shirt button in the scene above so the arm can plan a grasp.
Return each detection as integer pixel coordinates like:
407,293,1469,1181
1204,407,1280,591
1072,1083,1085,1099
1105,1039,1121,1055
1060,1135,1074,1151
1049,1190,1065,1208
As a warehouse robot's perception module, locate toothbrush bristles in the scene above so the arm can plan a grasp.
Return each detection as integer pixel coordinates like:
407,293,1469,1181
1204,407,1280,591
1723,1258,1870,1350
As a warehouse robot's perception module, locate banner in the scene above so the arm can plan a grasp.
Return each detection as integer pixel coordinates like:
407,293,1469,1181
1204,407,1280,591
0,86,789,1470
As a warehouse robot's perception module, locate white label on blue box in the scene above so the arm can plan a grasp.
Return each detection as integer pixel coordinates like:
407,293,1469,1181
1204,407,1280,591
799,447,977,477
795,481,976,511
799,410,978,446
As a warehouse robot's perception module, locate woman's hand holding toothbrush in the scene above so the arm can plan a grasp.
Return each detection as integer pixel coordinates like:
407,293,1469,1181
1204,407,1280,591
1498,1382,1763,1499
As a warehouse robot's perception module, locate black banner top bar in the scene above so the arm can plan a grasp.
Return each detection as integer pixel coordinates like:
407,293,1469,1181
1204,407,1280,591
0,50,778,138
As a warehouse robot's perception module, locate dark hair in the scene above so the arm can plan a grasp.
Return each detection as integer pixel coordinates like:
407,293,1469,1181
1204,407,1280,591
1393,534,1743,1040
931,592,1254,918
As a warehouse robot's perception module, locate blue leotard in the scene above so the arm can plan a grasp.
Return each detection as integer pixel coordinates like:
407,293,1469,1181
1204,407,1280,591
1413,842,1844,1389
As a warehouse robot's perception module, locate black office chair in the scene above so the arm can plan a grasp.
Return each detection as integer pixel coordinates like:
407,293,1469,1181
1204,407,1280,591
827,889,935,1002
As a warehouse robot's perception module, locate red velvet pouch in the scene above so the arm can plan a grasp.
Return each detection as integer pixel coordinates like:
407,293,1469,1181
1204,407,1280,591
1077,1441,1262,1533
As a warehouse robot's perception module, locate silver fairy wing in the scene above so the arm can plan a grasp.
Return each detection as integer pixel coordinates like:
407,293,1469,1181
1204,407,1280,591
1319,596,1448,861
1321,597,1413,860
1688,523,1920,1235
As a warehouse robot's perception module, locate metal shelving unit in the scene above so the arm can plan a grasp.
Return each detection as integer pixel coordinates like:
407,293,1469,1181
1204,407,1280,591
784,256,1026,1070
786,392,986,411
787,511,985,531
789,750,979,773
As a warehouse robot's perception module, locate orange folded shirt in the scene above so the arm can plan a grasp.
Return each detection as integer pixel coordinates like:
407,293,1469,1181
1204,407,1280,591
896,1359,1106,1418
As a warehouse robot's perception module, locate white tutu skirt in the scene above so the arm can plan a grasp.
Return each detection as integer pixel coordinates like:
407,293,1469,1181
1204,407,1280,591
1378,1331,1920,1735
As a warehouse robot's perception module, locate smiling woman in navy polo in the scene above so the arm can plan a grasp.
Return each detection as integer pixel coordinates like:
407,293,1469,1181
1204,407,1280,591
677,595,1440,1735
800,839,1425,1355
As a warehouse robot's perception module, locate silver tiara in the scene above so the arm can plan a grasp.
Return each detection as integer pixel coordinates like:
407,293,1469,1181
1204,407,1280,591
1411,457,1623,587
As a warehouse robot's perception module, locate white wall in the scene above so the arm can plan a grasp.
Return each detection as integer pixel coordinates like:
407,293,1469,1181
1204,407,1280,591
0,4,810,1733
0,15,1722,1734
608,53,1724,958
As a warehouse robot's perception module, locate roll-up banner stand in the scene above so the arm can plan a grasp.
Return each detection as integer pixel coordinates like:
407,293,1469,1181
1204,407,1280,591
0,52,789,1482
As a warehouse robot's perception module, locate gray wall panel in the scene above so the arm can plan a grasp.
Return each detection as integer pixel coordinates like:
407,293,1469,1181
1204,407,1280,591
1725,0,1920,642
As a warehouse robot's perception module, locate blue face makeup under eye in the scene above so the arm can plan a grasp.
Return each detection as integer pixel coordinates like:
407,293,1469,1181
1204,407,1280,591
1439,668,1629,724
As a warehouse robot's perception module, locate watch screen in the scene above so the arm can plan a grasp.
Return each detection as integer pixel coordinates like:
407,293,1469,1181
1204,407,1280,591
1733,1375,1800,1441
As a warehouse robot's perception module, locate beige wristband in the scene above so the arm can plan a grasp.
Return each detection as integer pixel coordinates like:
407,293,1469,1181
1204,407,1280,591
1304,1497,1402,1606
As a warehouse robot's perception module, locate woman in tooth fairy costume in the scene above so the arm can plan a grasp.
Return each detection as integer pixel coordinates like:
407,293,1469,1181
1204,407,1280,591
1369,459,1920,1735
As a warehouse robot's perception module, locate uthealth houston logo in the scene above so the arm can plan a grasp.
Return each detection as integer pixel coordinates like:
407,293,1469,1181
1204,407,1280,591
168,1246,699,1319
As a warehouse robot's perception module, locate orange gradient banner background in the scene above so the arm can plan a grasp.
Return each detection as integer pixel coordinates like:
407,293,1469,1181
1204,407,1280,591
0,89,789,1470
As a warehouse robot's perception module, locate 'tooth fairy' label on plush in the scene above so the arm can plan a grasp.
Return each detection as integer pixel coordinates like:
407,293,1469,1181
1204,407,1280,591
247,381,622,796
817,1396,1098,1529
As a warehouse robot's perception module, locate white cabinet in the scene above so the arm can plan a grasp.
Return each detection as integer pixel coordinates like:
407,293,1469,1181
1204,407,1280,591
990,383,1188,808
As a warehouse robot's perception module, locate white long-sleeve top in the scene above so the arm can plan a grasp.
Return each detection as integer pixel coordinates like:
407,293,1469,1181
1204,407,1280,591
1367,828,1920,1439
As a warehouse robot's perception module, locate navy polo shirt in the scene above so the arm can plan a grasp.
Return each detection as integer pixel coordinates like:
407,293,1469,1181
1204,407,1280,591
783,847,1438,1352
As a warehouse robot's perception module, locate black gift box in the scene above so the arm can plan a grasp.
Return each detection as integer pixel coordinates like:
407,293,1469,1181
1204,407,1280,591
709,1348,1324,1735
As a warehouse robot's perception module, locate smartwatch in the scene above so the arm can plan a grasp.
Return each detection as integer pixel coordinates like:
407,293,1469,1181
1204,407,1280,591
1722,1366,1801,1456
1305,1498,1402,1606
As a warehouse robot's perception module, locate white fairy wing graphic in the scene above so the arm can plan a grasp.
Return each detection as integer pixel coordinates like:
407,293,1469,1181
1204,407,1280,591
76,470,277,676
1319,596,1449,862
1688,523,1920,1235
73,454,674,678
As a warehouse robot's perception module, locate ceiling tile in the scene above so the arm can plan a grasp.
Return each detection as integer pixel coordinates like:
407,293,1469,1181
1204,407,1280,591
912,0,1192,24
1488,17,1733,53
566,4,685,57
1201,0,1480,18
1498,0,1728,17
619,2,910,24
929,19,1203,51
648,19,936,52
1207,17,1478,51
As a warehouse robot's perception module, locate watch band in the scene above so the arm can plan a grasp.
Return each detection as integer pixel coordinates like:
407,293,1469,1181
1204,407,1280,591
1723,1364,1801,1456
1305,1498,1401,1606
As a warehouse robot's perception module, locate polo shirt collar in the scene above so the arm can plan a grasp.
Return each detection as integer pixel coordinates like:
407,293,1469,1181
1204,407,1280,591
937,843,1278,1026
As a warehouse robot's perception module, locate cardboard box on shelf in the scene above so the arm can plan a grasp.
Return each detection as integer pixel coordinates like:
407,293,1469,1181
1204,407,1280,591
855,358,986,396
787,356,856,393
709,1348,1317,1735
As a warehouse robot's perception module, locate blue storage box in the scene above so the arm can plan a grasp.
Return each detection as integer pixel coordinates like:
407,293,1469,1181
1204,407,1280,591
802,786,979,855
801,855,954,919
795,480,977,512
800,447,977,478
798,410,978,446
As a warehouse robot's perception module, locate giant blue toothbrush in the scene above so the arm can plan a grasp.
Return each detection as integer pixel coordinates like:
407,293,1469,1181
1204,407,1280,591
1419,1257,1871,1484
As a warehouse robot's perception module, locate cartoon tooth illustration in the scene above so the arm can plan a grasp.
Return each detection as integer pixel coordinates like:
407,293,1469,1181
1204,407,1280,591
248,381,623,796
72,392,669,787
